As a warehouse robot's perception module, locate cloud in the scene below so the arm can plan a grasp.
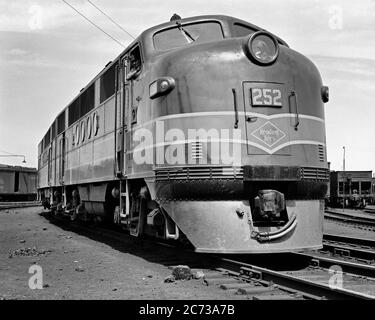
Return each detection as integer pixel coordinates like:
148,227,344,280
310,55,375,79
7,48,29,56
308,55,375,171
1,47,48,68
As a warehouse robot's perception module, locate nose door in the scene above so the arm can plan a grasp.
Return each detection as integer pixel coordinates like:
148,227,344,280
243,82,294,156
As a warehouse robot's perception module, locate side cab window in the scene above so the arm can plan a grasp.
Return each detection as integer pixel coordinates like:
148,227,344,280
126,45,142,80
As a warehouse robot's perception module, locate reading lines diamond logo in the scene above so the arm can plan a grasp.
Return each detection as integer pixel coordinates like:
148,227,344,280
251,121,286,147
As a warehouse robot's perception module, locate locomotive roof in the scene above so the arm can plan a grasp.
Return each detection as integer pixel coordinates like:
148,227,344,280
39,14,287,145
117,14,287,62
76,14,287,85
142,14,275,39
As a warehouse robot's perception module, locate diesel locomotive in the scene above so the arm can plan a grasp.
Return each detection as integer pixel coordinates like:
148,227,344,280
37,15,329,253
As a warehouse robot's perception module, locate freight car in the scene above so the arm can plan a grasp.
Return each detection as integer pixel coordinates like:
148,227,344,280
38,15,329,253
0,164,37,201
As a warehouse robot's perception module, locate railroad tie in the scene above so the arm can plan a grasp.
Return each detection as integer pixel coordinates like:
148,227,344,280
220,282,254,290
252,294,298,300
236,286,275,295
202,271,227,279
204,277,240,286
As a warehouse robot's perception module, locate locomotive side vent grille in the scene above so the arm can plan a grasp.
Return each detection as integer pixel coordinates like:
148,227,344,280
155,166,328,182
300,167,329,181
155,166,243,181
318,145,325,162
191,141,203,160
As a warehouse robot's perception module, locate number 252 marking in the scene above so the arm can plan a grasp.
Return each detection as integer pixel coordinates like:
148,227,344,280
252,88,282,106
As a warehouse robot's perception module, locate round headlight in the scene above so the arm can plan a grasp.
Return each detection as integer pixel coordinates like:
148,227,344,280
245,31,279,65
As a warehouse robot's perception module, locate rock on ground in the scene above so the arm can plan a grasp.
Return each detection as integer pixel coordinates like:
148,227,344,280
171,265,193,280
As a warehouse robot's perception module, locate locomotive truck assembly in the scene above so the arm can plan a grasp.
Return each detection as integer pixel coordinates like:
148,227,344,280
38,15,330,253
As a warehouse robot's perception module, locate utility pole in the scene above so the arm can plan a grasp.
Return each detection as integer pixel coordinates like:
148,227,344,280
343,146,345,212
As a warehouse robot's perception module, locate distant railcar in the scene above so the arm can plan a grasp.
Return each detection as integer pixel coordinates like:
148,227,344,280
38,15,329,253
0,164,37,201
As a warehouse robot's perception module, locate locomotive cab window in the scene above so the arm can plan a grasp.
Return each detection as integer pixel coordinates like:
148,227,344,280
126,46,142,80
153,21,224,51
233,23,256,37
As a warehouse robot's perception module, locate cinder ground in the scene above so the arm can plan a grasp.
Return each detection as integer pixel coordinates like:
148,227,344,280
0,207,244,300
1,206,373,300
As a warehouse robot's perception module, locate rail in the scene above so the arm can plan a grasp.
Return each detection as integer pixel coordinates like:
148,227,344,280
0,201,41,210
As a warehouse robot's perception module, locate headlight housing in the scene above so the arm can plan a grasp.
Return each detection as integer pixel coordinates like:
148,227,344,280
149,77,175,99
244,31,279,65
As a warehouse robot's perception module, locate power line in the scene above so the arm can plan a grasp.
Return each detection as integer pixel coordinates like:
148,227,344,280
87,0,135,40
61,0,126,48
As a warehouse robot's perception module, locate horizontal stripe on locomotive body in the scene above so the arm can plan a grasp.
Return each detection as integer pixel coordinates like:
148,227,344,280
127,139,324,159
129,111,325,155
132,111,325,131
154,179,328,201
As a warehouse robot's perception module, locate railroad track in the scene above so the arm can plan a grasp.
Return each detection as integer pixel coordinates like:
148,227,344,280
35,209,375,300
322,234,375,264
324,210,375,231
0,201,41,210
212,254,375,300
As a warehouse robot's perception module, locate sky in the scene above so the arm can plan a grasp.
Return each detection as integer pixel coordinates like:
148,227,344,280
0,0,374,173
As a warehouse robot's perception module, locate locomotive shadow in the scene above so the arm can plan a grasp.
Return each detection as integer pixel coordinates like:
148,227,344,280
37,209,212,268
38,209,312,272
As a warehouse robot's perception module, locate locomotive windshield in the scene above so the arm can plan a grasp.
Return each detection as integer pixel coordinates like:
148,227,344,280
233,23,256,37
153,21,224,51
